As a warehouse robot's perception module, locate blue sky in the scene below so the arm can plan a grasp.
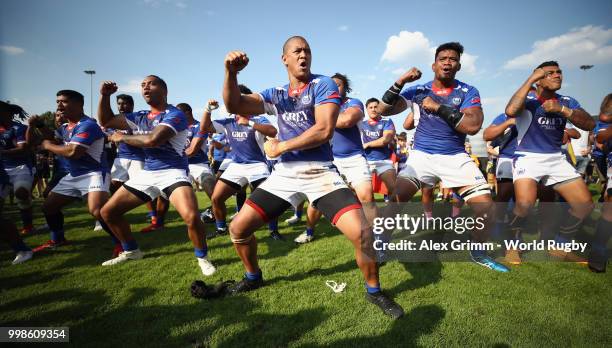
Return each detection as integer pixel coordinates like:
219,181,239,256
1,0,611,131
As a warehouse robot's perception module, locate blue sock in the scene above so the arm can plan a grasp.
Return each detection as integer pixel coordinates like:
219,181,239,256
268,220,278,232
306,227,314,237
147,211,156,218
98,220,120,245
156,216,164,226
295,209,302,219
10,240,31,252
216,221,227,230
194,247,208,258
50,229,65,243
121,239,139,251
366,283,381,294
245,269,262,281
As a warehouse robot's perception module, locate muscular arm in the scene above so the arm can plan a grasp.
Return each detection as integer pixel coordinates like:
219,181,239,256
565,128,580,139
336,107,364,129
596,126,612,143
505,77,538,118
223,69,265,116
253,123,277,137
364,130,395,149
199,109,217,135
98,94,129,130
43,142,87,159
117,124,175,148
185,137,204,157
378,97,408,116
276,103,339,153
403,112,415,130
455,107,484,135
566,108,595,131
483,119,514,141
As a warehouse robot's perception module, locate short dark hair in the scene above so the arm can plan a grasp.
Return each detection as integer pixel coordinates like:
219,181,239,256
536,61,559,69
176,103,192,113
56,90,84,105
397,133,407,141
238,84,252,94
116,94,134,104
331,73,352,93
282,36,308,54
366,98,379,106
146,75,167,90
0,101,28,120
435,42,464,59
601,93,612,116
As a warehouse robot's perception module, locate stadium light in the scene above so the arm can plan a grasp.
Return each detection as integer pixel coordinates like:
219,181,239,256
84,70,96,117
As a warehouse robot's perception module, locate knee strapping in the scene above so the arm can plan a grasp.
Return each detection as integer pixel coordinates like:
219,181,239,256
460,183,491,201
230,233,254,244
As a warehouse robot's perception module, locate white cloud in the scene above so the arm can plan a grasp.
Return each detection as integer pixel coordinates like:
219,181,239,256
504,25,612,69
380,30,478,75
0,45,25,55
338,25,349,32
118,79,143,94
481,96,508,118
143,0,188,9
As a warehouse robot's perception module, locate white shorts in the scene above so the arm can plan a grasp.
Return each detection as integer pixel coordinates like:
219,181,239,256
257,161,349,208
52,171,110,198
333,154,371,187
218,158,233,172
367,159,395,175
496,157,513,180
124,168,191,200
6,165,35,192
399,150,486,188
111,158,144,182
188,163,214,184
513,152,580,186
220,162,270,187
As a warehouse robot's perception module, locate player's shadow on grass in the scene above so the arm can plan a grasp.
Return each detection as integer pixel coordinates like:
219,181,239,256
326,304,445,347
68,286,329,347
0,288,110,327
388,261,443,296
265,259,359,286
0,270,68,292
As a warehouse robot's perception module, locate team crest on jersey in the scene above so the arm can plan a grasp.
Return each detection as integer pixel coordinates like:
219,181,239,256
301,94,312,105
452,97,462,105
152,120,160,127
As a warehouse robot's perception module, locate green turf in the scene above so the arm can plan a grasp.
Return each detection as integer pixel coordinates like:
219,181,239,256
1,192,611,347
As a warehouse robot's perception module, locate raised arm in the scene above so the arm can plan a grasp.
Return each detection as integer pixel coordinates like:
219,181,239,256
98,81,129,130
199,99,219,135
505,68,546,117
222,51,266,116
264,103,339,158
377,67,422,116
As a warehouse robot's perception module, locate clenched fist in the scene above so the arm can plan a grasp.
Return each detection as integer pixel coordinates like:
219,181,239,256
225,51,249,74
398,67,422,85
100,81,118,96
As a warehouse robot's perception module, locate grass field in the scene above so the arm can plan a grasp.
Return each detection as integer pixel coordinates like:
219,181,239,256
1,191,611,347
